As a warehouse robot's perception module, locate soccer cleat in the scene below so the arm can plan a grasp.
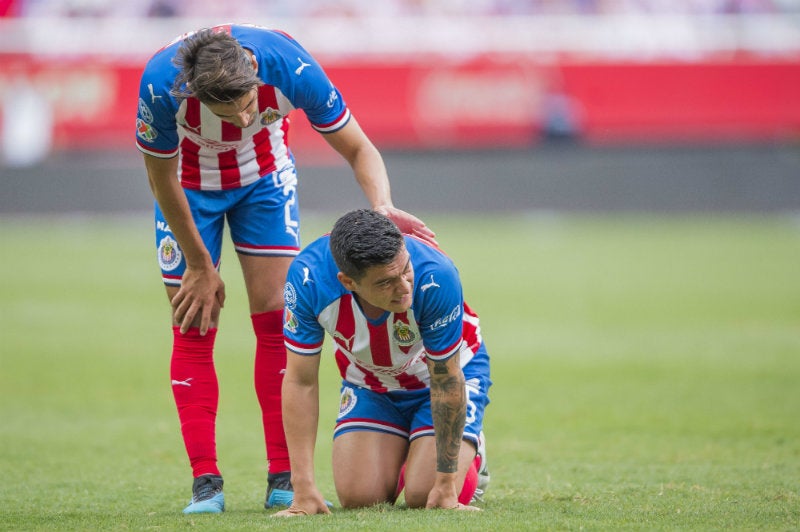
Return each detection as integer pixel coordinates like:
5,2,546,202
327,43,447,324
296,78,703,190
264,472,334,509
183,474,225,514
471,431,490,503
264,471,294,509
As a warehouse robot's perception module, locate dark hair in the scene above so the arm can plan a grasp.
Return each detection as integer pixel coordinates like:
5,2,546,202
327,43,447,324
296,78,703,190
330,209,404,281
171,28,261,103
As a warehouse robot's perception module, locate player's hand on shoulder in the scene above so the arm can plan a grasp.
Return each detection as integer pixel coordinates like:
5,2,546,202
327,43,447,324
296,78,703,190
375,206,438,247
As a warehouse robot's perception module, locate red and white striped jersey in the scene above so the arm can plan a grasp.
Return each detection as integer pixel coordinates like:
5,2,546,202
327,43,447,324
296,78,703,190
283,235,484,393
136,24,350,190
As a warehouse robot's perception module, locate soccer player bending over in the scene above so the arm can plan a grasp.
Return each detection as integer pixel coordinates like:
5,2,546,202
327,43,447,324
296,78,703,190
275,209,491,516
136,25,434,514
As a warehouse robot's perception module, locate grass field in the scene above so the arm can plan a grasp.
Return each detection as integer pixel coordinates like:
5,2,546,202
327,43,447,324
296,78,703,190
1,212,799,530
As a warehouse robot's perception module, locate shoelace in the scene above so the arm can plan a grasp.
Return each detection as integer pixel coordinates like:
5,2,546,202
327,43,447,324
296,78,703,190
194,479,221,501
268,473,293,492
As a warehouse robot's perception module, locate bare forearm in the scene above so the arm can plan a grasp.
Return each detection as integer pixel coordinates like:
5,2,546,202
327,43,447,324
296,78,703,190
429,357,467,474
323,117,393,208
282,377,321,488
350,143,392,209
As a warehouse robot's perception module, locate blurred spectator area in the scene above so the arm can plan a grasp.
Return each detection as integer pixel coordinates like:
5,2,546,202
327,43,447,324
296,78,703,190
3,0,800,17
0,2,799,166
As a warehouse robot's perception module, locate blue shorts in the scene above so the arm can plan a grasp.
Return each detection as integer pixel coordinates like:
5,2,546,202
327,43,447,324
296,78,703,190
155,164,301,286
333,343,491,449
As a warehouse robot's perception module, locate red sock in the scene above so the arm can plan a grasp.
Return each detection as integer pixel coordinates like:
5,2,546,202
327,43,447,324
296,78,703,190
457,455,480,505
170,326,220,477
395,463,406,501
252,310,289,474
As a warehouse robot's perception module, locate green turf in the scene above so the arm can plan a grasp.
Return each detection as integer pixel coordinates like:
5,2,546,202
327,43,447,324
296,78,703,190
1,212,798,530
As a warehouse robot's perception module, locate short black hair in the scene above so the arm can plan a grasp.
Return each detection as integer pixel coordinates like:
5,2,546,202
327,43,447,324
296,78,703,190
329,209,404,281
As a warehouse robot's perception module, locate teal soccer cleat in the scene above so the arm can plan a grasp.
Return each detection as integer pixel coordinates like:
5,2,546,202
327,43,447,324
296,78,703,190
183,474,225,514
264,471,294,509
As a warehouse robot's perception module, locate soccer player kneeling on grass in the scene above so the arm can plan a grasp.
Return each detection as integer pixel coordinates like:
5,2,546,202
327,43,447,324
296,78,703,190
137,25,434,514
274,209,492,516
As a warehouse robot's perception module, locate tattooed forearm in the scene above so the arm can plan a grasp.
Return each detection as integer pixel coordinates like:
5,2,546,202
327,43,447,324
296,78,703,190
429,357,467,474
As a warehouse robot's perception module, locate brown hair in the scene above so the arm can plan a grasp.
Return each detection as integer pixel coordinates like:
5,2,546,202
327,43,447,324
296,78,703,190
171,28,261,103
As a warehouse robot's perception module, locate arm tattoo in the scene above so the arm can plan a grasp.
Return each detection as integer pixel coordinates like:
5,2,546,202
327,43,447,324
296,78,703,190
429,357,466,474
432,361,449,375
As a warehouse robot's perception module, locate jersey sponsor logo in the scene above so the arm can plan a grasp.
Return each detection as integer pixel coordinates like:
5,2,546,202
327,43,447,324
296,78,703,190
283,307,298,334
354,353,425,377
138,98,154,123
158,235,182,271
429,304,461,331
326,89,338,109
393,319,417,347
136,118,157,143
420,273,440,292
294,57,311,75
284,281,297,309
260,107,282,126
181,132,239,152
337,387,357,419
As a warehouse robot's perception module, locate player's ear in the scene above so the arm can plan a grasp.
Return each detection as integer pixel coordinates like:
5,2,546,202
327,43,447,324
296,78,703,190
246,50,258,73
337,271,357,291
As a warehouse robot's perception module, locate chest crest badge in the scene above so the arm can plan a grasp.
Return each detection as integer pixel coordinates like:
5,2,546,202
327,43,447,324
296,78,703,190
260,107,282,126
392,320,417,347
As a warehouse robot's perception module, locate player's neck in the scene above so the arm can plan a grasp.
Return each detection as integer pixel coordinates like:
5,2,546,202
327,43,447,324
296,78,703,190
353,293,386,321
